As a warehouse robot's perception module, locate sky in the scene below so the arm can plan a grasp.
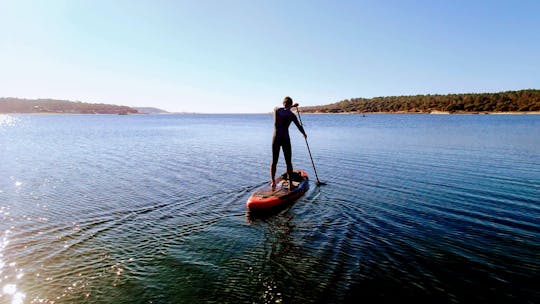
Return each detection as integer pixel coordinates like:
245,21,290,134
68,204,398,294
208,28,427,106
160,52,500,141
1,0,539,113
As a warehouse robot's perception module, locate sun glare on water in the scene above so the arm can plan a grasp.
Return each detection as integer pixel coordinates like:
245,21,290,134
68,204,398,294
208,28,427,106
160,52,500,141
0,115,19,127
1,227,26,304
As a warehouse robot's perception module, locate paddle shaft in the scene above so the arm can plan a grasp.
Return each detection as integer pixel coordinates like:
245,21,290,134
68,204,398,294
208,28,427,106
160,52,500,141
294,106,324,186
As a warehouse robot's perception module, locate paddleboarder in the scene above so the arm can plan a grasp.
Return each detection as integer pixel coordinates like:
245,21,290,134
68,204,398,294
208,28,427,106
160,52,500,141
271,96,307,188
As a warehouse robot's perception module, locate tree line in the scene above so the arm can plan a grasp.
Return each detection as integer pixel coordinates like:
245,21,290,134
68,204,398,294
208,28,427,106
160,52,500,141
301,90,540,113
0,98,138,114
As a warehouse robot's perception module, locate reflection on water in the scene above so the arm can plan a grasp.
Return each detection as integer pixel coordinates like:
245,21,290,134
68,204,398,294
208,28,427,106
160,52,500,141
0,115,20,128
1,226,26,304
0,114,539,303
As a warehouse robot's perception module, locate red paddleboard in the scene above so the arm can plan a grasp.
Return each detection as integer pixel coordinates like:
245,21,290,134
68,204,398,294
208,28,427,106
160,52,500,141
246,170,309,210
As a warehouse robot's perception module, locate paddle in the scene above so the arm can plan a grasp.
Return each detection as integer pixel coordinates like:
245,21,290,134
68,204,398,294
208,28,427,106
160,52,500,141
293,104,327,186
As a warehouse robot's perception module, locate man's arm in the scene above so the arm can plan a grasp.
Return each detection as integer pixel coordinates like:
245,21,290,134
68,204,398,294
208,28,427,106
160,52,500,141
291,114,306,138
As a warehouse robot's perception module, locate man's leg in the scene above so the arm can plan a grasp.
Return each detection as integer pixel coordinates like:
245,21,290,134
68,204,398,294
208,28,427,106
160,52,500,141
270,141,280,187
283,141,294,188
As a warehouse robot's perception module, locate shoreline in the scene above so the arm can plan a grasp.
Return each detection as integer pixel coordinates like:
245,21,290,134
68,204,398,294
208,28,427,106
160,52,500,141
299,111,540,115
2,111,540,115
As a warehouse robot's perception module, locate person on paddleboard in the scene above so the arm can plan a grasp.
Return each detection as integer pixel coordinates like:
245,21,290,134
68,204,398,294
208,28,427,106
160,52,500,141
271,96,307,188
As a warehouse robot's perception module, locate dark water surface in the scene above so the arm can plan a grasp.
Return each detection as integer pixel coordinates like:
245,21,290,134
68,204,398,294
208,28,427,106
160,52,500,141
0,114,539,303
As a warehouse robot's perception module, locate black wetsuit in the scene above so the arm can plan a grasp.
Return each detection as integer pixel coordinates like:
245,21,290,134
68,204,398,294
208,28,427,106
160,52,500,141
272,107,305,175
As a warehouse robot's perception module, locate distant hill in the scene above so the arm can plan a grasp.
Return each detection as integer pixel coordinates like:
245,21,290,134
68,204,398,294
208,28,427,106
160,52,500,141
134,107,169,114
0,98,139,114
301,89,540,113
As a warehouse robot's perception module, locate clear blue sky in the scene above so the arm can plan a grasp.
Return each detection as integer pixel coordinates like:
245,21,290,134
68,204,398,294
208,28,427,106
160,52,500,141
1,0,539,113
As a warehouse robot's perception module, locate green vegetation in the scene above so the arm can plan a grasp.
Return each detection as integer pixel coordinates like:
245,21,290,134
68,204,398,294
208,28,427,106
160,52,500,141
301,90,540,113
0,98,139,114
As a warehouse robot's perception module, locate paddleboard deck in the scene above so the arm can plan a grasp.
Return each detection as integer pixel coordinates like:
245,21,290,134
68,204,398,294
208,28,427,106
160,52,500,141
246,170,309,210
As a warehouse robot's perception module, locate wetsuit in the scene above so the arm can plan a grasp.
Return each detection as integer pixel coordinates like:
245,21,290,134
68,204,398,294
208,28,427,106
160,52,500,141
271,107,306,180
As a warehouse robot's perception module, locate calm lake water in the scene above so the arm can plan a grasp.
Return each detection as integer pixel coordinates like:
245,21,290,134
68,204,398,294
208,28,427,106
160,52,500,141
0,113,539,303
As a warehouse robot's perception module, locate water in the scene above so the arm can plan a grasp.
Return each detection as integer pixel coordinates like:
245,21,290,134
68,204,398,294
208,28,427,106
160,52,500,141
0,113,538,303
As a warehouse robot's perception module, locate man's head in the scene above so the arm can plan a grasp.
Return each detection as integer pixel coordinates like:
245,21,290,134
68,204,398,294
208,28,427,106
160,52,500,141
283,96,293,108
